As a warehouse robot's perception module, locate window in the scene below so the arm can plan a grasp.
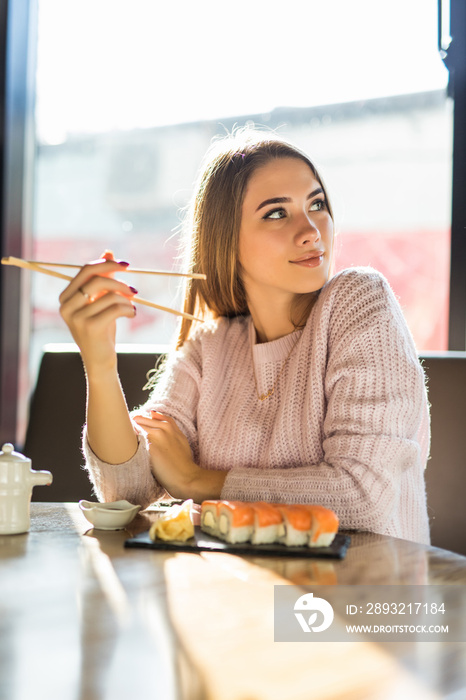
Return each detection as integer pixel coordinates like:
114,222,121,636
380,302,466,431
31,0,451,381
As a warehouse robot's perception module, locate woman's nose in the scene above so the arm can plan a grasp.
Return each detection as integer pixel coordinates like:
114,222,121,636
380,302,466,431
296,216,320,246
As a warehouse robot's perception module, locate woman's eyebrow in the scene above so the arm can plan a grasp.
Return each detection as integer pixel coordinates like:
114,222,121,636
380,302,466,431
255,187,324,213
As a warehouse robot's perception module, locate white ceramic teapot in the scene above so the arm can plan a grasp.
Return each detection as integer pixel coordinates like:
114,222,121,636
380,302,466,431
0,443,53,534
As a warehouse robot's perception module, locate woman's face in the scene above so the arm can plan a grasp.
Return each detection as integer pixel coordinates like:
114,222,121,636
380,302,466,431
238,157,334,308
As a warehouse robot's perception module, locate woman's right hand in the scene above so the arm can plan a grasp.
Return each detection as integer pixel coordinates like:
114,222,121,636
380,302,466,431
59,251,137,377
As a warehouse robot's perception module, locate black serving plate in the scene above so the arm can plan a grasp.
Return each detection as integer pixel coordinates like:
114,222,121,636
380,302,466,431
125,527,351,559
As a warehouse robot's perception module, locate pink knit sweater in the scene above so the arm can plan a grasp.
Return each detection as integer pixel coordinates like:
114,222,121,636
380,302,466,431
83,268,431,544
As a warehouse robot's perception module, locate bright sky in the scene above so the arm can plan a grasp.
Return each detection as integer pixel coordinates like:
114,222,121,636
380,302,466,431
36,0,449,144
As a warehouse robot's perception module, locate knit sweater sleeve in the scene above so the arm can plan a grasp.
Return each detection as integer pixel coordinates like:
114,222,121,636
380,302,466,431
82,426,167,507
220,270,429,539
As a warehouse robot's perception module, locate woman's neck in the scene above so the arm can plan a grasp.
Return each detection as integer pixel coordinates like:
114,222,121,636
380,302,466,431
250,315,296,343
248,292,315,344
247,297,296,343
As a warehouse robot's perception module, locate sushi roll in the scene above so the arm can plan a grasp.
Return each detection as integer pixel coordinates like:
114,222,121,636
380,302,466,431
276,505,313,546
200,500,221,537
217,501,254,544
305,505,339,547
249,502,284,544
200,500,339,549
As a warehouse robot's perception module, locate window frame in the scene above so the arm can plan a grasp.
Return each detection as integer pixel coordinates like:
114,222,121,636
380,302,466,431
441,0,466,350
0,0,37,445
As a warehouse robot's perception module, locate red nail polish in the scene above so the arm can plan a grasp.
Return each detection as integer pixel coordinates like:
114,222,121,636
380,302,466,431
132,304,137,316
129,286,138,294
117,260,130,266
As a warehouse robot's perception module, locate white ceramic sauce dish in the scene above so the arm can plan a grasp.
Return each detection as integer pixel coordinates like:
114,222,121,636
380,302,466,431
79,500,141,530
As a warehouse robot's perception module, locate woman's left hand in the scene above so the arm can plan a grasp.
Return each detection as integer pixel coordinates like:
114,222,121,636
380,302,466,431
132,411,226,502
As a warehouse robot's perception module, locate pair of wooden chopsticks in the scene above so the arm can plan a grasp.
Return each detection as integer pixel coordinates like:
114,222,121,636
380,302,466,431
1,256,205,323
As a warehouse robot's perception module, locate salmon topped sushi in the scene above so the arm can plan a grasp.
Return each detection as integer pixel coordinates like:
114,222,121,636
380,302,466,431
216,501,254,544
249,502,284,544
276,504,313,546
199,499,339,549
200,500,222,537
305,505,339,547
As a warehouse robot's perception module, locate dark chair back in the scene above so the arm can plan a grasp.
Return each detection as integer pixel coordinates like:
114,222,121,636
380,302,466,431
24,345,166,502
421,353,466,556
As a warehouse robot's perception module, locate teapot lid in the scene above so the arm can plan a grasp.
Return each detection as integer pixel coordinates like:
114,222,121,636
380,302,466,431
0,443,30,463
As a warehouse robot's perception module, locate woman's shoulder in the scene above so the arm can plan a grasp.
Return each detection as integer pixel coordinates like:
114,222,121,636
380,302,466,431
320,266,396,310
309,266,405,341
326,266,391,292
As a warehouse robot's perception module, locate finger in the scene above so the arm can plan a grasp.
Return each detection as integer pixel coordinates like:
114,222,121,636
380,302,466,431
76,292,136,320
132,414,153,425
133,412,182,437
150,411,179,428
149,413,184,437
63,258,130,299
100,250,132,266
77,300,137,330
60,285,136,325
132,421,171,451
133,411,177,427
60,277,137,322
79,276,138,303
132,417,178,442
61,294,136,337
59,258,130,305
133,415,165,430
132,412,149,421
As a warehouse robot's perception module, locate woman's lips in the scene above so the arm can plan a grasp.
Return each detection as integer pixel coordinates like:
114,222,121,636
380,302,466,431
290,252,324,268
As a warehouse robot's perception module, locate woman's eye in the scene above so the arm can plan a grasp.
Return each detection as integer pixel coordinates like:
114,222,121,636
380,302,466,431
309,199,326,212
263,208,286,220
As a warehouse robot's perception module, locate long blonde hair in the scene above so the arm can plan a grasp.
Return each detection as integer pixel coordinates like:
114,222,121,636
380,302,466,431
176,127,333,349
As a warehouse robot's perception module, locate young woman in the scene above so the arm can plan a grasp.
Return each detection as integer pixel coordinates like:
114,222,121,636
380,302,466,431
59,129,430,544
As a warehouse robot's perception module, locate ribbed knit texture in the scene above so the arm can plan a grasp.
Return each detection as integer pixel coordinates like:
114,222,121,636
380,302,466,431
83,268,431,544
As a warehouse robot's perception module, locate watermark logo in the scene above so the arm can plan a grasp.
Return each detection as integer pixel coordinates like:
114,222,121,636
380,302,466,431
293,592,334,633
274,585,465,643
